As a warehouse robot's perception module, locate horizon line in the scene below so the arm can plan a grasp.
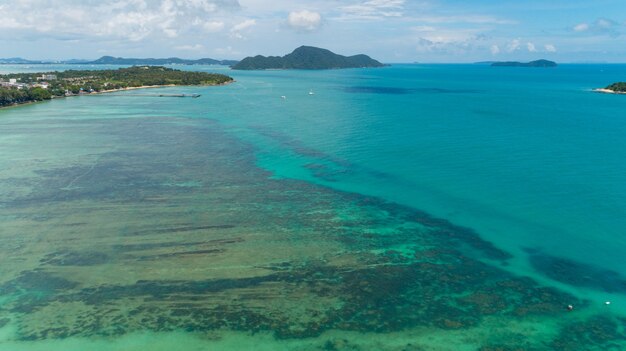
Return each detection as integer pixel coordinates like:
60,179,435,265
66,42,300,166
1,60,625,65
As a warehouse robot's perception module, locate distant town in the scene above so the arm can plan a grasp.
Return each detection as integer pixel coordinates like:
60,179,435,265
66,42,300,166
1,73,58,91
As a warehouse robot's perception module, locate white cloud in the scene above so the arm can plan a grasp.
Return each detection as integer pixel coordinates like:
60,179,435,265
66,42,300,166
573,19,619,36
574,23,589,32
215,46,239,55
162,28,179,38
526,42,537,52
230,19,256,39
100,11,159,41
202,21,225,33
411,26,484,44
175,44,204,51
411,25,436,32
0,0,240,41
287,10,322,31
490,44,500,55
414,31,486,55
231,19,256,32
411,15,516,25
597,18,612,29
339,0,406,21
507,39,521,52
415,38,436,53
544,44,557,52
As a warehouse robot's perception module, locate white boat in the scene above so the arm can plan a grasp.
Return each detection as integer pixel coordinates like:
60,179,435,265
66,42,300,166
308,90,315,95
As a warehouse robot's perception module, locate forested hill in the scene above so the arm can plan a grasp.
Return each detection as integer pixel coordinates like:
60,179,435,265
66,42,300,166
232,46,384,70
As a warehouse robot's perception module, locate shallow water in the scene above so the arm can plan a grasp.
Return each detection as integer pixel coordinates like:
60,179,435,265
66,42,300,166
0,64,625,350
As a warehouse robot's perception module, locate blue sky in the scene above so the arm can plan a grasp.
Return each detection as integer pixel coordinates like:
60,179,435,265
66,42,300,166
1,0,626,62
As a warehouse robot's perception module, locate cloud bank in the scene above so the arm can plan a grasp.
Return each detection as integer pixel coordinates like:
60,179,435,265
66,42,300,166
288,10,322,31
0,0,240,41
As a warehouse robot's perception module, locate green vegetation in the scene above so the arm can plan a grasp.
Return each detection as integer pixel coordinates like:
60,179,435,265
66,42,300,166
232,46,384,70
0,66,232,108
606,82,626,92
0,87,52,107
491,59,557,67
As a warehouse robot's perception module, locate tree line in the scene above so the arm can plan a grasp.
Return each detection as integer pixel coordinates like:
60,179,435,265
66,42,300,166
1,66,233,107
0,87,52,107
606,82,626,92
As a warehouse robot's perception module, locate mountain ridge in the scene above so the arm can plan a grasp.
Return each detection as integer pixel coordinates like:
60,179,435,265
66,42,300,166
0,56,238,66
87,56,238,66
0,57,47,64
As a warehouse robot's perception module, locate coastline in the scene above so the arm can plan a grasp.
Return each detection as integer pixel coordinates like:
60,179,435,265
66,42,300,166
0,81,234,110
593,88,626,95
0,99,47,110
95,84,178,94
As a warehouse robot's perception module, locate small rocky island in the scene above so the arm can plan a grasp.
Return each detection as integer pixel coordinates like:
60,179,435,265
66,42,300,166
0,66,233,108
491,59,557,67
595,82,626,94
231,46,384,70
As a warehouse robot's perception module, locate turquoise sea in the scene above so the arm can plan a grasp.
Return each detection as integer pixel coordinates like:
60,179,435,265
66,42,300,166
1,63,625,350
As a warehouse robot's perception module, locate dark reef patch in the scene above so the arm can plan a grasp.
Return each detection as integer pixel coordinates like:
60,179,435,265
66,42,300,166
304,163,350,182
5,271,78,294
134,248,225,261
344,192,513,261
526,248,626,293
41,250,110,266
127,224,236,236
479,346,539,351
67,275,280,304
1,270,79,314
111,238,243,252
4,253,580,340
550,316,626,351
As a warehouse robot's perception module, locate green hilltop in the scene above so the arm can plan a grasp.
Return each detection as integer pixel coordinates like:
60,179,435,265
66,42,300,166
232,46,385,70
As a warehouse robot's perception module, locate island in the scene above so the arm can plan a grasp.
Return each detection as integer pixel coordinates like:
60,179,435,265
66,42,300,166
231,46,384,70
86,56,239,66
0,56,238,66
595,82,626,94
0,66,233,108
491,59,557,67
0,57,50,64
